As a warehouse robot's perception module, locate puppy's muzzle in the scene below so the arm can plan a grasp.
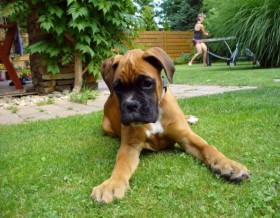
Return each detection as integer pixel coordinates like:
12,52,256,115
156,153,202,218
123,98,141,113
120,97,158,126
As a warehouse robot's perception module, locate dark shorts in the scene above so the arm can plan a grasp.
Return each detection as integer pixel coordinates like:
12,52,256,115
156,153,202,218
193,39,200,46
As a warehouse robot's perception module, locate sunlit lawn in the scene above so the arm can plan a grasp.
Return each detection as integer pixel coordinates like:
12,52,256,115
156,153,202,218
0,62,279,217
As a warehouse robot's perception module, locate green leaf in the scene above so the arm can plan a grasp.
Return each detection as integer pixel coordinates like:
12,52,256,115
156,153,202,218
38,15,46,23
87,60,99,76
62,53,74,66
77,22,86,32
49,7,64,18
54,25,64,36
90,23,99,35
68,4,80,19
79,7,89,17
47,64,60,74
67,0,75,6
49,47,60,58
75,43,95,57
80,35,91,45
27,41,48,54
67,3,88,20
40,21,53,32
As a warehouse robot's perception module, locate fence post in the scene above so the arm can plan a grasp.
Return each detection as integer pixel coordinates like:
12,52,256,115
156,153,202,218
163,31,167,51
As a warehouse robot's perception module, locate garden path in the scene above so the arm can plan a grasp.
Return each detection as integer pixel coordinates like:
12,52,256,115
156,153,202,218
0,81,256,125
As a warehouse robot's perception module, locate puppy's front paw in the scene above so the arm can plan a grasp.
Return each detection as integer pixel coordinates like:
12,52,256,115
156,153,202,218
203,146,250,182
210,158,250,182
90,178,129,203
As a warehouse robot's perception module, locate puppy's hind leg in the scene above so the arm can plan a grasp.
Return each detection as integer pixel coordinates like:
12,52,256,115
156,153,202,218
102,116,117,137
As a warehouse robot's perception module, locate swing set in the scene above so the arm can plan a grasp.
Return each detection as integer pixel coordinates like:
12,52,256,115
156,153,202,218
0,23,24,89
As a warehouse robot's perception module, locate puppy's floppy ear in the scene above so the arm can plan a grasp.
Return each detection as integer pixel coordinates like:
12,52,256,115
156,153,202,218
100,55,122,93
142,47,175,83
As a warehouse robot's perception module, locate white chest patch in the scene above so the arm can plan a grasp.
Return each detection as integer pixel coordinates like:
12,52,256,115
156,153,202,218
145,120,164,138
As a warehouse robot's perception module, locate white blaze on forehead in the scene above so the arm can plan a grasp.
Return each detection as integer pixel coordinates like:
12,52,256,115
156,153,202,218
145,120,164,138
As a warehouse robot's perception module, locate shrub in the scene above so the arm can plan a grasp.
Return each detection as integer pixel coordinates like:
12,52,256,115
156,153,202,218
174,51,202,65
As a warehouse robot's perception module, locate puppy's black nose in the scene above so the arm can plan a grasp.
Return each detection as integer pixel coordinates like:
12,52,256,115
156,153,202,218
124,99,140,112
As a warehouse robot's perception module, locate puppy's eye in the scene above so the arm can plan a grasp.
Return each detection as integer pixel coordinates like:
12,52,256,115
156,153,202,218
142,79,153,89
113,81,123,93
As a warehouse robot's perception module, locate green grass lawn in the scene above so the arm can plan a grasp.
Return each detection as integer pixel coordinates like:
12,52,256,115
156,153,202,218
174,62,279,87
1,62,280,217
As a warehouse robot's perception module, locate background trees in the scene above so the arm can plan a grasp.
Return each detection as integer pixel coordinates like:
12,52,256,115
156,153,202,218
134,0,158,31
160,0,203,30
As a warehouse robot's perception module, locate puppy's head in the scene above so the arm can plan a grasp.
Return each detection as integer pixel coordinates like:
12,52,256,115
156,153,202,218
100,47,175,125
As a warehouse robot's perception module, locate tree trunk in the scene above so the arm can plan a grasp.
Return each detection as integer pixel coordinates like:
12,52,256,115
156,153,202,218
72,52,83,93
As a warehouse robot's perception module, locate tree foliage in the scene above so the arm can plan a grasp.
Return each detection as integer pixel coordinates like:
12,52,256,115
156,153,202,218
204,0,280,68
141,5,158,31
0,0,142,92
135,0,158,31
160,0,203,30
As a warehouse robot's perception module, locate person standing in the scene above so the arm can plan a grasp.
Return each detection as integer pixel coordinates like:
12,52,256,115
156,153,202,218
188,13,208,66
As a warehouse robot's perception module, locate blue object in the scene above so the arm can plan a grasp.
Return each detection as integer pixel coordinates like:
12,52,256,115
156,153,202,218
14,25,24,55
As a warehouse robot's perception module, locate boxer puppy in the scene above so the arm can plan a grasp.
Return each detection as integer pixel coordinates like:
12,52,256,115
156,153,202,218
90,47,250,203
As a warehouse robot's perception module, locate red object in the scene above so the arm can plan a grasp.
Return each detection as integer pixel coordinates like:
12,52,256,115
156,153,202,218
0,23,23,89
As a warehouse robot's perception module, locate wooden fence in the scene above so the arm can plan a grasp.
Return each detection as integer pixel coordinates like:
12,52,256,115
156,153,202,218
133,31,194,59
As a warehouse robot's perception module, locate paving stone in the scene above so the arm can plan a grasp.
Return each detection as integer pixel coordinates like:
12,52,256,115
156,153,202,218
24,113,57,122
87,95,108,109
56,102,94,113
45,109,78,118
0,108,13,116
16,106,41,116
0,113,23,125
19,110,47,120
33,104,65,113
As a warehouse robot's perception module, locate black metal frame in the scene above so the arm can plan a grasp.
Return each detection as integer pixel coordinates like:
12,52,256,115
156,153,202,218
196,37,257,66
